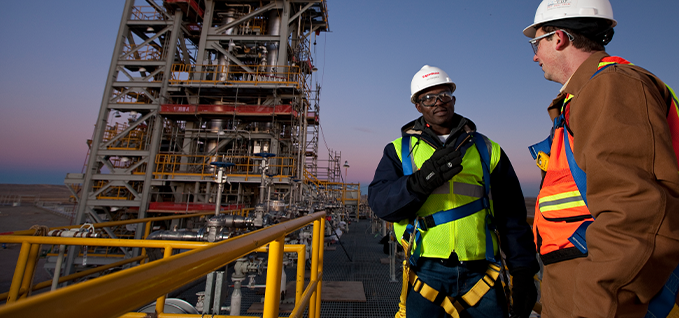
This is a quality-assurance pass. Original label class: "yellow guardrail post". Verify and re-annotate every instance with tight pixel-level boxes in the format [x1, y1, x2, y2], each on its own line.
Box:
[309, 218, 321, 316]
[295, 245, 305, 306]
[155, 246, 174, 314]
[263, 236, 285, 318]
[7, 242, 31, 303]
[141, 222, 152, 264]
[18, 243, 41, 300]
[315, 218, 326, 318]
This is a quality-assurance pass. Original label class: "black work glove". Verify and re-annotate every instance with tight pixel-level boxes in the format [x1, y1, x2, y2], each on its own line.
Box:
[510, 270, 538, 318]
[406, 147, 463, 198]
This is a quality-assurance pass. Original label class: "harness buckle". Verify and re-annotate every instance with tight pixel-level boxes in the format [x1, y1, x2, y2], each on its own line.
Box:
[416, 216, 428, 231]
[536, 151, 550, 171]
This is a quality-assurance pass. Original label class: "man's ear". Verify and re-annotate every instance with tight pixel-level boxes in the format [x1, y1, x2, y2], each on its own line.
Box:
[555, 30, 570, 51]
[415, 103, 423, 114]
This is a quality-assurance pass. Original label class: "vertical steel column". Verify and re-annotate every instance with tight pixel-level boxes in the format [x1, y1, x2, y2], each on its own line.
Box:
[134, 9, 184, 241]
[194, 0, 215, 73]
[263, 236, 285, 318]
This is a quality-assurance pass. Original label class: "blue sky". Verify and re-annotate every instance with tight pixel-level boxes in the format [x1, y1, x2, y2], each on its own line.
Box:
[1, 0, 677, 197]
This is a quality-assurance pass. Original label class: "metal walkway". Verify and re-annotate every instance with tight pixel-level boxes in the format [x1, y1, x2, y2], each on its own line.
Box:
[318, 220, 401, 318]
[174, 220, 401, 317]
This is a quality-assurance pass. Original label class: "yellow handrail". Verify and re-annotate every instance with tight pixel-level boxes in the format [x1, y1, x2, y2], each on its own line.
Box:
[0, 255, 147, 301]
[0, 212, 326, 318]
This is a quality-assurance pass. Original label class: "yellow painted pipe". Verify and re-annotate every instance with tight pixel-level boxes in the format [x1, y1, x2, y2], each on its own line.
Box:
[155, 246, 173, 314]
[0, 236, 210, 250]
[0, 212, 325, 318]
[263, 236, 285, 318]
[18, 243, 41, 300]
[0, 255, 147, 301]
[315, 219, 326, 318]
[7, 242, 30, 303]
[308, 219, 321, 316]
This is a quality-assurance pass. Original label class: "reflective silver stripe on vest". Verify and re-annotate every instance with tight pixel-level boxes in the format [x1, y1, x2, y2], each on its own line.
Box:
[538, 196, 582, 210]
[408, 137, 417, 174]
[453, 182, 492, 200]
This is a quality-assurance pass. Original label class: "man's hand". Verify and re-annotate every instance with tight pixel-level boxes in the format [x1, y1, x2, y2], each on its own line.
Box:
[406, 147, 463, 197]
[511, 271, 538, 318]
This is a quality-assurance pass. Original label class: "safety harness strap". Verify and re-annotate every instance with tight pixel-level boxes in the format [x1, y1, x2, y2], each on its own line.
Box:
[406, 262, 502, 317]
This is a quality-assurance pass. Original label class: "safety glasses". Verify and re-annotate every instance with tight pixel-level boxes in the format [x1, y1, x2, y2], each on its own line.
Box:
[418, 92, 453, 107]
[529, 29, 574, 54]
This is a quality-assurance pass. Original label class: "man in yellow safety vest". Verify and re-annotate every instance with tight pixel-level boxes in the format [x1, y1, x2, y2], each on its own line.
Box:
[369, 65, 539, 318]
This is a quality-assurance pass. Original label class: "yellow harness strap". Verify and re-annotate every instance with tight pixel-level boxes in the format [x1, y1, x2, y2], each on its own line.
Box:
[398, 262, 501, 318]
[668, 304, 679, 318]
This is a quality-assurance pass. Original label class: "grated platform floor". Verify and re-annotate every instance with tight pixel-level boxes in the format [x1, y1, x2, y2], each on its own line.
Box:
[317, 220, 401, 318]
[175, 220, 402, 317]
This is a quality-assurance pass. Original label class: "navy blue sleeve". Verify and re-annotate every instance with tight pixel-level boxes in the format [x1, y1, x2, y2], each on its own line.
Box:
[368, 143, 425, 222]
[491, 148, 540, 275]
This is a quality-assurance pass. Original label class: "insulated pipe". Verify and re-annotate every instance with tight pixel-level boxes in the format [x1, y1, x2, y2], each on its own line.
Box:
[51, 245, 66, 291]
[230, 280, 242, 315]
[145, 230, 202, 241]
[266, 9, 281, 73]
[218, 8, 236, 82]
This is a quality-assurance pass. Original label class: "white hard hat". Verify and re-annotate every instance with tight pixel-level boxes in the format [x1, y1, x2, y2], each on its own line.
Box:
[523, 0, 617, 38]
[410, 65, 456, 104]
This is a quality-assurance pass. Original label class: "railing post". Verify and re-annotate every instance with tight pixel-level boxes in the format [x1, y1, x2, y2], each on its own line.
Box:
[263, 236, 285, 318]
[7, 242, 31, 303]
[315, 216, 326, 318]
[309, 218, 321, 316]
[295, 245, 306, 306]
[140, 222, 152, 264]
[154, 246, 173, 314]
[18, 243, 42, 299]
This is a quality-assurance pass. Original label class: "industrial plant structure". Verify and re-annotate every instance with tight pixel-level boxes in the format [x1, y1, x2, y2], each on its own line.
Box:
[64, 0, 359, 243]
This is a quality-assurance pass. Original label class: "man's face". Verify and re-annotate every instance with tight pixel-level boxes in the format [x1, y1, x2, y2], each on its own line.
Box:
[415, 85, 456, 128]
[532, 28, 560, 83]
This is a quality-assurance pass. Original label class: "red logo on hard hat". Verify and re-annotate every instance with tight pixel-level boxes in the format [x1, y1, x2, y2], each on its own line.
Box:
[422, 72, 440, 78]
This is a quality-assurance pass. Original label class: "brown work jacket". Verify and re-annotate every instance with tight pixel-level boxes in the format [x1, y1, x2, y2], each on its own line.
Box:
[546, 51, 679, 317]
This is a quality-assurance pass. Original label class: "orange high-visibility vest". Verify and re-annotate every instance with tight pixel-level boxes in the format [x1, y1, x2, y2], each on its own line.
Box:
[532, 56, 679, 265]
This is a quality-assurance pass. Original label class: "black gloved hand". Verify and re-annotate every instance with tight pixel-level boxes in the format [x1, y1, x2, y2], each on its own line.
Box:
[406, 147, 463, 198]
[510, 270, 538, 318]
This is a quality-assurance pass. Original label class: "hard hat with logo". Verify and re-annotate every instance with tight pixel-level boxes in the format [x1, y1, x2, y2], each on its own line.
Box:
[523, 0, 617, 38]
[410, 65, 456, 104]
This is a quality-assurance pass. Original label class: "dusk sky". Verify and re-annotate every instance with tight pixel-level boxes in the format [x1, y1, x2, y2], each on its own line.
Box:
[1, 1, 677, 197]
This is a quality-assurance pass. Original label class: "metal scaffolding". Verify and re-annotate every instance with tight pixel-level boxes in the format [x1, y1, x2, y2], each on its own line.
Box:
[62, 0, 362, 270]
